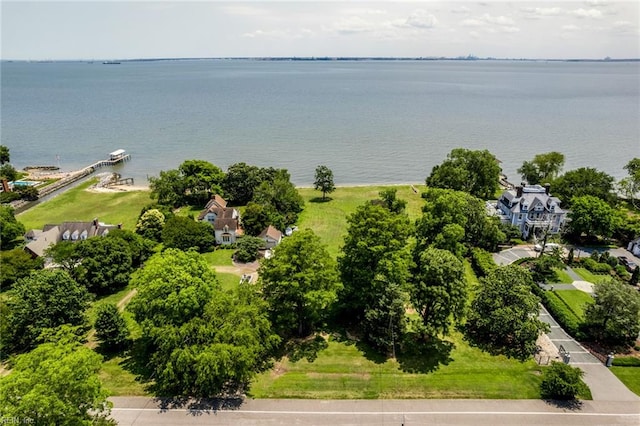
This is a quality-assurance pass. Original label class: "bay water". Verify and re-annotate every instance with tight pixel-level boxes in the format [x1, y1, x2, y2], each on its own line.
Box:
[2, 60, 638, 186]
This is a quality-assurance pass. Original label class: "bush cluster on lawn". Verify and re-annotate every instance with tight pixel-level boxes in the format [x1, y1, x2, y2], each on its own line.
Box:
[581, 258, 612, 274]
[470, 248, 497, 278]
[540, 361, 589, 400]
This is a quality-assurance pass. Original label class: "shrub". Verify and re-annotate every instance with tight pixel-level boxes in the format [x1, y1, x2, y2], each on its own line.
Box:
[611, 356, 640, 367]
[541, 291, 581, 337]
[614, 265, 630, 279]
[470, 248, 497, 278]
[540, 362, 589, 400]
[582, 258, 612, 273]
[235, 236, 264, 263]
[94, 303, 129, 351]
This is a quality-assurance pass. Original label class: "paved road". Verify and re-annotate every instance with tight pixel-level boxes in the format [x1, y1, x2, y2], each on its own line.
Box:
[109, 398, 640, 425]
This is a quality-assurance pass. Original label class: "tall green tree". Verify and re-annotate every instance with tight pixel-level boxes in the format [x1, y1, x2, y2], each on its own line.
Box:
[517, 152, 565, 185]
[567, 195, 619, 240]
[135, 208, 165, 242]
[178, 160, 225, 205]
[0, 248, 43, 288]
[409, 247, 468, 339]
[128, 249, 279, 396]
[162, 216, 215, 252]
[0, 145, 9, 165]
[74, 237, 133, 295]
[338, 202, 411, 353]
[253, 169, 304, 226]
[552, 167, 615, 206]
[379, 188, 407, 214]
[313, 165, 336, 201]
[619, 158, 640, 209]
[148, 169, 186, 207]
[426, 148, 500, 199]
[465, 266, 549, 360]
[260, 229, 341, 337]
[222, 162, 262, 205]
[3, 269, 89, 354]
[0, 328, 113, 425]
[94, 303, 129, 351]
[106, 228, 155, 268]
[0, 164, 18, 182]
[235, 236, 264, 263]
[0, 205, 25, 250]
[584, 280, 640, 347]
[241, 202, 279, 236]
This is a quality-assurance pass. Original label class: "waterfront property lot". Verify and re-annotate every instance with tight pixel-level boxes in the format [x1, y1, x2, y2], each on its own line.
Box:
[297, 185, 426, 258]
[17, 180, 152, 231]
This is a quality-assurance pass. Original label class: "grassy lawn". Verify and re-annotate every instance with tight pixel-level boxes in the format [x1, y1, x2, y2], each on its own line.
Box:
[17, 179, 152, 231]
[86, 283, 136, 324]
[297, 185, 426, 258]
[202, 249, 234, 266]
[552, 268, 574, 284]
[572, 268, 614, 284]
[610, 367, 640, 396]
[553, 290, 594, 320]
[216, 272, 242, 292]
[100, 355, 149, 396]
[250, 332, 543, 399]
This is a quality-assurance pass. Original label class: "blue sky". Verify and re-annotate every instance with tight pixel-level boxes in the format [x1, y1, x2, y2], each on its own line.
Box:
[2, 1, 639, 60]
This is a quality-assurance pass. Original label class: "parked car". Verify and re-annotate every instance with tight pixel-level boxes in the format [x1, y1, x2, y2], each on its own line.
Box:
[626, 261, 637, 273]
[534, 243, 561, 253]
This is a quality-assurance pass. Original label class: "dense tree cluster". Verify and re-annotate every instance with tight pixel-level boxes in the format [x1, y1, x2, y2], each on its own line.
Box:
[426, 148, 501, 199]
[162, 216, 215, 253]
[0, 205, 25, 250]
[551, 167, 615, 207]
[517, 152, 565, 185]
[149, 160, 224, 207]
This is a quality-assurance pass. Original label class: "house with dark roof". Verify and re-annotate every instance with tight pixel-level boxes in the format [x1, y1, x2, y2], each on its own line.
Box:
[197, 195, 242, 245]
[24, 218, 120, 258]
[259, 225, 282, 249]
[495, 184, 567, 239]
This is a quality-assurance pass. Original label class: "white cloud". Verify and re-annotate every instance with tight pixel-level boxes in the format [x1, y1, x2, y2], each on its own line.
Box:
[482, 14, 515, 26]
[460, 18, 485, 27]
[521, 7, 563, 19]
[572, 8, 603, 19]
[450, 6, 471, 14]
[332, 16, 377, 34]
[405, 9, 438, 29]
[220, 5, 268, 16]
[242, 29, 290, 39]
[562, 24, 581, 31]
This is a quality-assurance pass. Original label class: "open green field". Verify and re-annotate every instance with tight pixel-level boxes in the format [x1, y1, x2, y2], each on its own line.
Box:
[250, 332, 543, 399]
[297, 185, 426, 258]
[202, 249, 234, 266]
[552, 268, 574, 284]
[17, 179, 152, 231]
[553, 290, 594, 320]
[610, 367, 640, 396]
[100, 355, 148, 396]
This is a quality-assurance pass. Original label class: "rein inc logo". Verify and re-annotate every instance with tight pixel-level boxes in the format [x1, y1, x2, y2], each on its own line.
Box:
[0, 418, 34, 424]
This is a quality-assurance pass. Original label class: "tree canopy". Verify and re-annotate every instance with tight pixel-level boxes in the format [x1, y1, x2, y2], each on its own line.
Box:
[567, 195, 620, 240]
[338, 202, 411, 353]
[584, 280, 640, 348]
[426, 148, 500, 199]
[0, 205, 25, 250]
[128, 249, 279, 396]
[0, 248, 43, 288]
[74, 236, 133, 295]
[409, 247, 468, 339]
[313, 165, 336, 201]
[552, 167, 616, 206]
[619, 157, 640, 209]
[135, 208, 165, 242]
[3, 269, 90, 354]
[162, 216, 215, 253]
[540, 362, 588, 400]
[517, 151, 565, 185]
[260, 229, 341, 337]
[222, 162, 262, 205]
[0, 328, 112, 425]
[94, 303, 129, 351]
[465, 266, 549, 360]
[0, 145, 9, 164]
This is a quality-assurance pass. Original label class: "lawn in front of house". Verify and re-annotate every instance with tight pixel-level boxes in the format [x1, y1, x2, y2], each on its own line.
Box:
[249, 332, 543, 399]
[610, 367, 640, 396]
[17, 179, 152, 231]
[297, 185, 426, 258]
[552, 268, 574, 284]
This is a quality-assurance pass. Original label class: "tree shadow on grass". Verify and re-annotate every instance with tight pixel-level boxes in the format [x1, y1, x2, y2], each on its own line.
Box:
[309, 197, 333, 203]
[396, 333, 455, 374]
[284, 334, 329, 363]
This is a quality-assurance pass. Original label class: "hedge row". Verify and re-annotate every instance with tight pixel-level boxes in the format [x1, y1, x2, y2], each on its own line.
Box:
[612, 356, 640, 367]
[582, 258, 612, 274]
[541, 291, 583, 338]
[470, 248, 497, 278]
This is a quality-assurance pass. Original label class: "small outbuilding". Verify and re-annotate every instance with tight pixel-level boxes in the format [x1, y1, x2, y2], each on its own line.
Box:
[259, 225, 282, 249]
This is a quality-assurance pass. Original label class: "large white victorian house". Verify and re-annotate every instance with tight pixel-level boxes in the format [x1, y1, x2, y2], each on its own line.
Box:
[495, 184, 567, 239]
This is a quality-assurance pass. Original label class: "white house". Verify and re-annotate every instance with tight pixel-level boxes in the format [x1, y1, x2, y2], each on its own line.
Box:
[197, 195, 242, 245]
[259, 225, 282, 249]
[495, 184, 567, 239]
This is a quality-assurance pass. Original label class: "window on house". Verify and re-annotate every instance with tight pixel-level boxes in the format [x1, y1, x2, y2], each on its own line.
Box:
[222, 235, 231, 243]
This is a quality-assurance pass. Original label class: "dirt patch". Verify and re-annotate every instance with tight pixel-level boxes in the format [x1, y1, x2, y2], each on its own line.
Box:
[271, 360, 288, 378]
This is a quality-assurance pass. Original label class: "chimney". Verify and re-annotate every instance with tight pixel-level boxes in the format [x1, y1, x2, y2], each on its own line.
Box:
[544, 183, 550, 195]
[516, 186, 523, 198]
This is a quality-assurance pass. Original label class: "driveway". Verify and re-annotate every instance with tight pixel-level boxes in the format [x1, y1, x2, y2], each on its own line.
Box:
[492, 245, 538, 266]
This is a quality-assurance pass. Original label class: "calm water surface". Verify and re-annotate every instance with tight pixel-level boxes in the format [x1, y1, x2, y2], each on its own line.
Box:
[2, 60, 639, 185]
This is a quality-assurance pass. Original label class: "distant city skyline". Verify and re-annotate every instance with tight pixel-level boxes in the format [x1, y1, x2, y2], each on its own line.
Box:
[2, 1, 639, 60]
